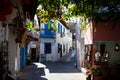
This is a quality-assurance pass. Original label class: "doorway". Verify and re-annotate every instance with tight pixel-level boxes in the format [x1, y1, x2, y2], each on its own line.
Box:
[31, 48, 36, 62]
[60, 45, 62, 58]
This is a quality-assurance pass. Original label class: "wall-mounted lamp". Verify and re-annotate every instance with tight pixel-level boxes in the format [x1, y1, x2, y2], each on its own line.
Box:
[115, 43, 119, 51]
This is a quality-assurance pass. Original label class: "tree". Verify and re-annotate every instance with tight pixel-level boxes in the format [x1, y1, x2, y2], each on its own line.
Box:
[37, 0, 120, 23]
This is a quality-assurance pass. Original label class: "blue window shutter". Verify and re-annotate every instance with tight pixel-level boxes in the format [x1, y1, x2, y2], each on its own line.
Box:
[60, 25, 62, 34]
[58, 23, 63, 34]
[58, 23, 60, 33]
[44, 43, 51, 54]
[63, 28, 65, 33]
[45, 24, 48, 29]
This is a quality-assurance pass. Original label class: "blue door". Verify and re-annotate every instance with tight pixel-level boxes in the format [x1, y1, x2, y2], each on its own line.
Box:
[24, 45, 28, 64]
[20, 47, 25, 70]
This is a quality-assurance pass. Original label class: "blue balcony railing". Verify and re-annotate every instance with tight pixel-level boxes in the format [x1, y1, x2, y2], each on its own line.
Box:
[40, 29, 56, 38]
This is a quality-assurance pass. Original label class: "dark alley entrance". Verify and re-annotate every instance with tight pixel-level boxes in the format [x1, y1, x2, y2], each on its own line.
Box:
[31, 48, 37, 62]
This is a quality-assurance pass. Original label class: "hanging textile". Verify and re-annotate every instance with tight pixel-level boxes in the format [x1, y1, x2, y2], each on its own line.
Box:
[0, 0, 13, 22]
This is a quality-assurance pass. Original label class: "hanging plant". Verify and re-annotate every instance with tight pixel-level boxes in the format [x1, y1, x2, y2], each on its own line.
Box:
[26, 21, 35, 31]
[19, 33, 28, 47]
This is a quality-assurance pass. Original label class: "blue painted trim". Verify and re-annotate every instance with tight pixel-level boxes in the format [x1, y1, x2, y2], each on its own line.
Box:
[20, 47, 24, 70]
[24, 45, 28, 64]
[40, 29, 56, 38]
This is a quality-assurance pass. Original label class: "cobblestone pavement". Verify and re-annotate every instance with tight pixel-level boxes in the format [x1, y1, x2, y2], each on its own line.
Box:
[18, 61, 87, 80]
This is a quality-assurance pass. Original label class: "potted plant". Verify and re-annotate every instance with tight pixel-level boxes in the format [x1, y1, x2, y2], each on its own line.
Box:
[90, 66, 103, 80]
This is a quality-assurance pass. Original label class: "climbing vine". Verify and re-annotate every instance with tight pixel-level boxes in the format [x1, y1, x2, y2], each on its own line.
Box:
[37, 0, 120, 27]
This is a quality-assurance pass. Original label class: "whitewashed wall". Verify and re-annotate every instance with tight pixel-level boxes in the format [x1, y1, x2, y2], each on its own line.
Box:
[40, 21, 72, 62]
[0, 5, 21, 75]
[7, 0, 22, 75]
[8, 28, 20, 75]
[56, 21, 72, 58]
[40, 38, 57, 61]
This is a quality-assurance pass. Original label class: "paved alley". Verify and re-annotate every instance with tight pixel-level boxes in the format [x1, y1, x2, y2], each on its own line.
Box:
[18, 61, 87, 80]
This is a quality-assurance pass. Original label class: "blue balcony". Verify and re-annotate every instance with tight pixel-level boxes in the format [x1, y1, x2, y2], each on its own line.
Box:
[40, 29, 56, 39]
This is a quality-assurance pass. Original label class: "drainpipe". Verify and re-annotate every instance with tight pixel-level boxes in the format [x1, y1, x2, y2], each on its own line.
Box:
[91, 20, 94, 66]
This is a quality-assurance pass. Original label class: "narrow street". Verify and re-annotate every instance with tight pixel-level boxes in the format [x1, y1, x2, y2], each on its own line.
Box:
[0, 1, 120, 80]
[18, 62, 87, 80]
[17, 53, 87, 80]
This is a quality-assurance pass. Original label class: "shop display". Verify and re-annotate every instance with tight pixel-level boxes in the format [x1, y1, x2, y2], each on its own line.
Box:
[0, 40, 8, 80]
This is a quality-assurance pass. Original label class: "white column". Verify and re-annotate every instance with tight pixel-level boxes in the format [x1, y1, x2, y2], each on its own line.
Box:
[75, 22, 81, 70]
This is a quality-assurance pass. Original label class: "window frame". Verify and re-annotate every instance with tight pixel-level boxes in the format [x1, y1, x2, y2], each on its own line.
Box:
[44, 43, 51, 54]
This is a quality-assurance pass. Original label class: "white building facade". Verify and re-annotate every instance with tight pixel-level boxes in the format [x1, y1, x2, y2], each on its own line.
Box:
[0, 0, 38, 79]
[40, 20, 72, 62]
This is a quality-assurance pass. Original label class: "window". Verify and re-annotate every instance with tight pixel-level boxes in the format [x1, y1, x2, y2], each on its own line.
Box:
[63, 45, 65, 52]
[58, 43, 60, 53]
[58, 23, 62, 33]
[44, 43, 51, 54]
[45, 24, 48, 29]
[63, 28, 65, 33]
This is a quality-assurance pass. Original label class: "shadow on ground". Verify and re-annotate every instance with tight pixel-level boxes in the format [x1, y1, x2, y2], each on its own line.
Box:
[43, 61, 80, 73]
[18, 64, 48, 80]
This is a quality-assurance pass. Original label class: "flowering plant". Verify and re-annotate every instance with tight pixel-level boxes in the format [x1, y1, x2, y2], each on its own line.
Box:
[90, 66, 103, 76]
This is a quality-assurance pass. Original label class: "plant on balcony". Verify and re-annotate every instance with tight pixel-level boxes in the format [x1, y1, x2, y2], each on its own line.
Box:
[47, 20, 57, 31]
[90, 66, 103, 80]
[26, 21, 35, 31]
[91, 66, 102, 75]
